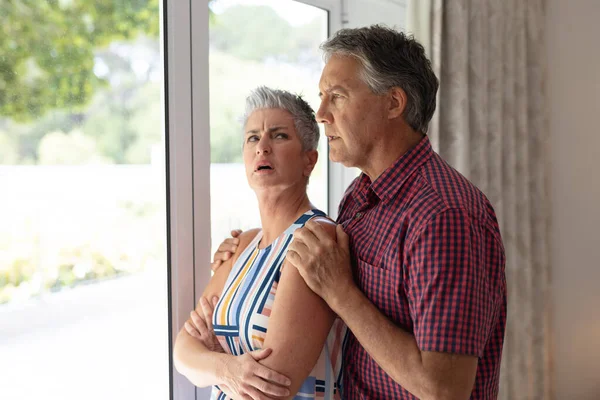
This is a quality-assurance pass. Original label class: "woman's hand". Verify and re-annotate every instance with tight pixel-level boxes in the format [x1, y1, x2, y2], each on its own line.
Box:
[185, 296, 223, 353]
[221, 348, 292, 400]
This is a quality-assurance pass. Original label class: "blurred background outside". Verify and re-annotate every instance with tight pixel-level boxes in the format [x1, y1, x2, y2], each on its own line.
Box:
[0, 1, 327, 399]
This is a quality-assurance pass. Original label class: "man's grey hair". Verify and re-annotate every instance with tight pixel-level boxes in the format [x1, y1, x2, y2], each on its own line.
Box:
[320, 25, 439, 134]
[242, 86, 319, 151]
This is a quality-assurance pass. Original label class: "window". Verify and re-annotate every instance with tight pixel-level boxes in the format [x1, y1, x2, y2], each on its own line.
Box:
[208, 0, 329, 251]
[0, 1, 169, 399]
[0, 1, 407, 398]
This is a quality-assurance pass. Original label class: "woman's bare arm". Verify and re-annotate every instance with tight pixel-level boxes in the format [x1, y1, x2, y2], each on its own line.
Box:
[174, 228, 291, 397]
[259, 219, 338, 398]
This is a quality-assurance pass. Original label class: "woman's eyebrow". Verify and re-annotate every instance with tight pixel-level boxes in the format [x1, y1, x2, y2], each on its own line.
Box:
[246, 126, 288, 134]
[267, 126, 287, 132]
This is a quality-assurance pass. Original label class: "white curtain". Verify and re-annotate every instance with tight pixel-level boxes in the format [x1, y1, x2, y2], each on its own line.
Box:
[407, 0, 553, 398]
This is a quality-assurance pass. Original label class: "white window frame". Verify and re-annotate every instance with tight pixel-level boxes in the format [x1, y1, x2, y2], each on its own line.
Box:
[164, 0, 211, 398]
[300, 0, 348, 219]
[167, 1, 345, 399]
[165, 1, 406, 398]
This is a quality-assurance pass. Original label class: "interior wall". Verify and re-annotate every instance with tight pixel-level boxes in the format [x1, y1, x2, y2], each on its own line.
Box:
[330, 1, 600, 398]
[344, 0, 406, 30]
[547, 0, 600, 399]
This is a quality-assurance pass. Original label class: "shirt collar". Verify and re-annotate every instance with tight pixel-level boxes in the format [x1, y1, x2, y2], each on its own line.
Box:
[353, 135, 433, 205]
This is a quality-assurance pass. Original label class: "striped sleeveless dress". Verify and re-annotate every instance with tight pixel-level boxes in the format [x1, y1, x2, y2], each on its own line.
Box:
[211, 209, 346, 400]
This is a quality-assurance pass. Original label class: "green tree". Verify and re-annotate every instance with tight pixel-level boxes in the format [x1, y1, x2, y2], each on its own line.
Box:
[0, 1, 322, 165]
[10, 110, 83, 164]
[209, 6, 297, 62]
[0, 0, 159, 122]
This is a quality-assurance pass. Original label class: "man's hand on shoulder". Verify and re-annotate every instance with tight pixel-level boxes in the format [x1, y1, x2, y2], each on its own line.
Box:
[211, 229, 242, 271]
[211, 228, 264, 272]
[287, 218, 355, 308]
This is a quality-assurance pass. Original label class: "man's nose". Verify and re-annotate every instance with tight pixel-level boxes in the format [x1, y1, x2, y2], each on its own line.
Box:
[316, 101, 333, 124]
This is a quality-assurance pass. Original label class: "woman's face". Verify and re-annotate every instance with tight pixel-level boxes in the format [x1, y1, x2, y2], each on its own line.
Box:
[243, 108, 317, 193]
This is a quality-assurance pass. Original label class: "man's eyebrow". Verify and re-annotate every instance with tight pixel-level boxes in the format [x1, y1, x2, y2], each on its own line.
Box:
[319, 85, 348, 98]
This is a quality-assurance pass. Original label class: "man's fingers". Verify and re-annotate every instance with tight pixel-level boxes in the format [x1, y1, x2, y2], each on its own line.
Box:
[212, 237, 239, 264]
[218, 238, 239, 253]
[292, 226, 320, 250]
[287, 240, 311, 271]
[288, 236, 310, 259]
[210, 260, 222, 272]
[285, 248, 302, 268]
[211, 296, 219, 307]
[305, 219, 334, 242]
[214, 250, 233, 262]
[230, 229, 243, 238]
[184, 321, 202, 340]
[224, 236, 240, 246]
[336, 224, 350, 251]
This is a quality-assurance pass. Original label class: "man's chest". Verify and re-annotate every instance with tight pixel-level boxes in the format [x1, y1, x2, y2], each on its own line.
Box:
[338, 200, 414, 327]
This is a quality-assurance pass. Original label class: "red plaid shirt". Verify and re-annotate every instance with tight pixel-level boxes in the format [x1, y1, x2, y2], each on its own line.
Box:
[338, 136, 506, 399]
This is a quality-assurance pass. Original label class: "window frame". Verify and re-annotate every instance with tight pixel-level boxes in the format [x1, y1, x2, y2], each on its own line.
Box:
[165, 1, 406, 398]
[166, 1, 343, 399]
[163, 0, 210, 398]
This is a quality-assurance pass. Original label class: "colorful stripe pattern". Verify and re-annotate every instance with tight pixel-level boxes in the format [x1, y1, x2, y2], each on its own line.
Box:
[210, 209, 345, 400]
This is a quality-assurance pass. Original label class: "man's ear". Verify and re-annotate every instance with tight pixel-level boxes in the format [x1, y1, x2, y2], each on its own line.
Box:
[388, 86, 407, 119]
[303, 149, 318, 176]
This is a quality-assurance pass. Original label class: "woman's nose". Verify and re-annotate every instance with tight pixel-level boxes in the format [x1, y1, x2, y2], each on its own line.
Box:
[256, 137, 271, 154]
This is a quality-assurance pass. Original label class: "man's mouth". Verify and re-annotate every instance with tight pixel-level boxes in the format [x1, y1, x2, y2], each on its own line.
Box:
[256, 165, 273, 171]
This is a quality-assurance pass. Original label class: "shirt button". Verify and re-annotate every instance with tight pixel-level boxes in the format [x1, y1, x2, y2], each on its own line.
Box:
[354, 212, 363, 220]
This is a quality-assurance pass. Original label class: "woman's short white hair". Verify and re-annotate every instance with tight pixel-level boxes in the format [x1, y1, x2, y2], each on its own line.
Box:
[242, 86, 319, 151]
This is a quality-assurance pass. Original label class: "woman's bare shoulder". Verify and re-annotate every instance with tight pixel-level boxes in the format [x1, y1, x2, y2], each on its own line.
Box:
[310, 216, 337, 238]
[237, 228, 261, 249]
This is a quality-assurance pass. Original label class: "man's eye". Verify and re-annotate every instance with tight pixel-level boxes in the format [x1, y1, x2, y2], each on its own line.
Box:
[274, 133, 288, 139]
[247, 135, 259, 142]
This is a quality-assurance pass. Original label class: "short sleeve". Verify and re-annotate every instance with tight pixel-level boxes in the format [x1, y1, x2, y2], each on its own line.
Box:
[405, 208, 503, 357]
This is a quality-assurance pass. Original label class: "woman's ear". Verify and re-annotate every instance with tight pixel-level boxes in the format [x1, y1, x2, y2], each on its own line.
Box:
[388, 87, 407, 119]
[303, 149, 318, 176]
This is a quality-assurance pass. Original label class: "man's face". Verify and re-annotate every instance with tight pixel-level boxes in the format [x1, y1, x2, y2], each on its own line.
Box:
[316, 55, 388, 170]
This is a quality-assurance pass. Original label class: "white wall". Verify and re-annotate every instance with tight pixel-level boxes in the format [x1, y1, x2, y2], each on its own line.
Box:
[344, 0, 406, 30]
[547, 1, 600, 399]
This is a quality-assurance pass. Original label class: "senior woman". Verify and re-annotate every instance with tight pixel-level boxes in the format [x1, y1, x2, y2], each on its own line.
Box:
[173, 86, 345, 400]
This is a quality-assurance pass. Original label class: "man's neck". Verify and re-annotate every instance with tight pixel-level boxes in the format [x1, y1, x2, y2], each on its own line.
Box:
[362, 128, 425, 182]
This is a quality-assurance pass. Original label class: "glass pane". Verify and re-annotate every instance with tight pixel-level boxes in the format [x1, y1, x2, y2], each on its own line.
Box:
[0, 1, 169, 399]
[209, 0, 329, 252]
